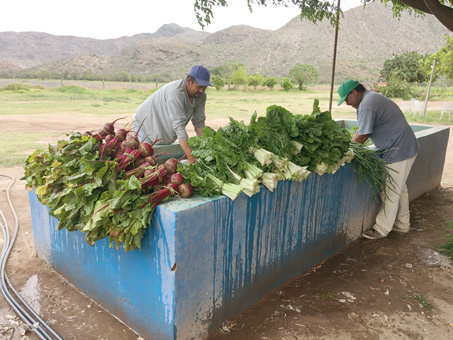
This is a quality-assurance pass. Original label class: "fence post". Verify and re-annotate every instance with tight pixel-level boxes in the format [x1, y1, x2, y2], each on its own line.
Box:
[423, 57, 437, 118]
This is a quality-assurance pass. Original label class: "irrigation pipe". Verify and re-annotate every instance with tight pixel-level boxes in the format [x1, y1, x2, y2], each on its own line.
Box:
[0, 174, 63, 340]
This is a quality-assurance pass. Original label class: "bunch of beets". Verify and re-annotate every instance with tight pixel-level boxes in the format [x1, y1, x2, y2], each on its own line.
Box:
[84, 117, 193, 198]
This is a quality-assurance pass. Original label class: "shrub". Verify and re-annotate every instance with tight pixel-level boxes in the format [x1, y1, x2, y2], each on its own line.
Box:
[247, 74, 264, 89]
[52, 85, 88, 94]
[280, 77, 294, 92]
[263, 76, 278, 89]
[211, 75, 226, 90]
[377, 76, 413, 99]
[0, 83, 44, 92]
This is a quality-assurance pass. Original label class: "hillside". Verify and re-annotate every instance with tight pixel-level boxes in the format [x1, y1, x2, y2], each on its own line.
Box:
[0, 2, 450, 83]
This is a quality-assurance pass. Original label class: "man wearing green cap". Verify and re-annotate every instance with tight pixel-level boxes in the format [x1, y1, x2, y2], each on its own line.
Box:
[338, 79, 420, 239]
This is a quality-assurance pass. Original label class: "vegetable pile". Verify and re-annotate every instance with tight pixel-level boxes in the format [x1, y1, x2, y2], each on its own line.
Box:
[22, 99, 392, 252]
[23, 119, 193, 252]
[177, 100, 355, 200]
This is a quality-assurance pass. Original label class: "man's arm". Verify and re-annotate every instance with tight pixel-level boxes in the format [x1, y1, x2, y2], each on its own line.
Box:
[195, 127, 204, 136]
[179, 140, 195, 163]
[352, 131, 370, 144]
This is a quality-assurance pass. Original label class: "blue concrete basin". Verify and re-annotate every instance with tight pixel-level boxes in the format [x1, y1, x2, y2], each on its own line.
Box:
[28, 123, 450, 340]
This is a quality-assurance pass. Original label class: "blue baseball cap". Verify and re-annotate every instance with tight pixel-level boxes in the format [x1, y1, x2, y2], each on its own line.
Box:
[337, 79, 360, 106]
[189, 65, 213, 87]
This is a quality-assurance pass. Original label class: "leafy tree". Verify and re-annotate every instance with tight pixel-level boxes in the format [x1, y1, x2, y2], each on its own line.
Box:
[380, 51, 429, 84]
[37, 70, 51, 80]
[377, 74, 414, 99]
[193, 0, 453, 32]
[289, 64, 319, 90]
[81, 70, 94, 81]
[263, 76, 278, 89]
[280, 77, 294, 91]
[247, 74, 264, 88]
[211, 62, 245, 89]
[230, 66, 248, 89]
[151, 71, 175, 84]
[112, 71, 130, 82]
[211, 74, 226, 90]
[422, 35, 453, 81]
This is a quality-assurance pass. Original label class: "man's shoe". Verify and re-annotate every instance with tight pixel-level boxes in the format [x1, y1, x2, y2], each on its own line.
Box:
[392, 225, 409, 233]
[362, 229, 385, 240]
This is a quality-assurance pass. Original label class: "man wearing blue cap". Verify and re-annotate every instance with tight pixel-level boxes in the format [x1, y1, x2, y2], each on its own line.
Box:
[134, 65, 213, 163]
[338, 79, 420, 239]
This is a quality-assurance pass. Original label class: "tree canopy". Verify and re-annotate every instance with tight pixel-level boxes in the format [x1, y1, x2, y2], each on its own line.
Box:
[380, 51, 429, 84]
[193, 0, 453, 32]
[210, 62, 245, 88]
[421, 35, 453, 80]
[289, 64, 319, 90]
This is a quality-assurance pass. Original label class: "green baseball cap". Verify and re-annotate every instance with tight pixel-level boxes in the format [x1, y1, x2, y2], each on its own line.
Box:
[337, 79, 360, 106]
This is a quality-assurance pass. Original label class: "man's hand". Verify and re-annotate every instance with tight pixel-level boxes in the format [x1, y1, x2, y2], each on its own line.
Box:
[352, 132, 370, 144]
[187, 155, 196, 163]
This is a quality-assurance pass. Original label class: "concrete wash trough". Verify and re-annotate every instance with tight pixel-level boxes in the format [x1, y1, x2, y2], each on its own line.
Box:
[28, 122, 449, 340]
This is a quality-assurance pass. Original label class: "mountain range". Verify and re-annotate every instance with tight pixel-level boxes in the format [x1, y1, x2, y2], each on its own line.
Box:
[0, 2, 450, 83]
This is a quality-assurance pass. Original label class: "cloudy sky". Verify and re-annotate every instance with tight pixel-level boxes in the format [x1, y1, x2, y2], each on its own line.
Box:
[2, 0, 364, 39]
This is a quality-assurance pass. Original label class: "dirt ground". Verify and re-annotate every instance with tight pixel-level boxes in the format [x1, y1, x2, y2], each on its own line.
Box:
[0, 113, 452, 340]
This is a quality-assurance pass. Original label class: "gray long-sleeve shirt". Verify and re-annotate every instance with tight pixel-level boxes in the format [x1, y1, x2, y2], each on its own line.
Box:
[357, 91, 420, 163]
[134, 78, 206, 145]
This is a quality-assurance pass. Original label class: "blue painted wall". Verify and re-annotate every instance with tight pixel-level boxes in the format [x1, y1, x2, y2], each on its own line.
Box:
[29, 192, 178, 339]
[28, 125, 450, 340]
[170, 164, 372, 338]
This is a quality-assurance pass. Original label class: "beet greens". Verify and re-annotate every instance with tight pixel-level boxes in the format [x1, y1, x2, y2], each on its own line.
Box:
[22, 118, 189, 252]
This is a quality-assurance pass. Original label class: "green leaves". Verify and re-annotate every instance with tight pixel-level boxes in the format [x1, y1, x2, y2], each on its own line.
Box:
[23, 132, 155, 252]
[180, 100, 357, 199]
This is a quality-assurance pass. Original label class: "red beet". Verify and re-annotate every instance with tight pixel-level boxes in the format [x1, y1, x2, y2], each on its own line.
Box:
[144, 155, 157, 167]
[125, 135, 140, 149]
[170, 173, 184, 185]
[125, 117, 147, 150]
[104, 134, 115, 143]
[164, 158, 178, 175]
[139, 142, 154, 157]
[178, 183, 193, 198]
[115, 128, 128, 142]
[102, 117, 126, 136]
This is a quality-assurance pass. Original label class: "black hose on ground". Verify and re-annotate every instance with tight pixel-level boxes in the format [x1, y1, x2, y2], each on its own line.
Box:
[0, 174, 63, 340]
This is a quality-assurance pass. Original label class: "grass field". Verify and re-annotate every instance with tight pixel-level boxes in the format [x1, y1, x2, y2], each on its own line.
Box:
[1, 79, 452, 167]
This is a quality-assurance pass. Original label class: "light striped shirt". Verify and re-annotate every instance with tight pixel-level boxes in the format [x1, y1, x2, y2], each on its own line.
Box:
[134, 78, 206, 145]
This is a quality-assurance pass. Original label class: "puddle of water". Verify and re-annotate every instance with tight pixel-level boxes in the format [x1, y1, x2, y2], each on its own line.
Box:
[19, 274, 41, 314]
[3, 272, 140, 339]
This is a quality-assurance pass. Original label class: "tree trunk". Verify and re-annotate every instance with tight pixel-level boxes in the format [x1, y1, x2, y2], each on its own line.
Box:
[398, 0, 453, 32]
[424, 0, 453, 32]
